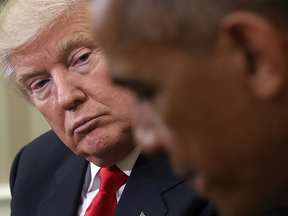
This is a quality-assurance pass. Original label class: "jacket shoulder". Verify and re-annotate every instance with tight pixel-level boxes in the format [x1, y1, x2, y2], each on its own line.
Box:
[10, 130, 86, 216]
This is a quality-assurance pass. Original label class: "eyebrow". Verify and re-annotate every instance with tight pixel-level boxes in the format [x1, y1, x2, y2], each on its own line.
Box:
[112, 76, 156, 92]
[56, 32, 98, 59]
[17, 69, 43, 87]
[16, 33, 98, 86]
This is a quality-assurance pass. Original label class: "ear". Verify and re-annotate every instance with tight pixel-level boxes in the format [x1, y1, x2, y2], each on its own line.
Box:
[220, 11, 287, 100]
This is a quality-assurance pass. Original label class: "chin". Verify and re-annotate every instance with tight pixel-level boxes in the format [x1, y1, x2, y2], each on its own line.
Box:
[74, 145, 117, 167]
[85, 155, 116, 167]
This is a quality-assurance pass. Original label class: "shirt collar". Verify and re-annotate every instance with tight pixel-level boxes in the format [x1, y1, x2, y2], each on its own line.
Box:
[87, 146, 141, 192]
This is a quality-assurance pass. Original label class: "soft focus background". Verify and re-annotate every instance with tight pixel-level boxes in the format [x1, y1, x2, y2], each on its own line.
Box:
[0, 0, 51, 213]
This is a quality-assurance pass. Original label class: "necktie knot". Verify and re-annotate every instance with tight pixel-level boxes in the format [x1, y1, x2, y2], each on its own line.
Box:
[99, 165, 128, 193]
[84, 165, 128, 216]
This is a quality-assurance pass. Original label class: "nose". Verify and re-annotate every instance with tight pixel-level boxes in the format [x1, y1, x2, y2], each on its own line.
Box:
[54, 71, 87, 110]
[133, 102, 170, 155]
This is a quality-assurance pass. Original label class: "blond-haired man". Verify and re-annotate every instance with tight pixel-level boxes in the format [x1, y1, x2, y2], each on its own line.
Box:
[0, 0, 209, 215]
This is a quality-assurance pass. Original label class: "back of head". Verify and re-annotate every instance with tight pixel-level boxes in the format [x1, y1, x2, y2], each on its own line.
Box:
[0, 0, 80, 102]
[93, 1, 288, 216]
[101, 0, 288, 49]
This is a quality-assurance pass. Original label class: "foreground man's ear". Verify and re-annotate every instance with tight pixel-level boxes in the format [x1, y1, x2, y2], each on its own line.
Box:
[219, 11, 287, 100]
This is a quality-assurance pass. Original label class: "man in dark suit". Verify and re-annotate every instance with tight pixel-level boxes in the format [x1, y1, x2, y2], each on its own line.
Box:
[10, 130, 207, 216]
[0, 0, 209, 215]
[91, 0, 288, 216]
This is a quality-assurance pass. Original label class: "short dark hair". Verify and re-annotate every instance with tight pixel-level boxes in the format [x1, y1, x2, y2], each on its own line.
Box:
[110, 0, 288, 49]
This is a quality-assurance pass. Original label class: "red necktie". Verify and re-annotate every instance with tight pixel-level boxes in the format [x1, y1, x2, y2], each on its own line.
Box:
[84, 165, 128, 216]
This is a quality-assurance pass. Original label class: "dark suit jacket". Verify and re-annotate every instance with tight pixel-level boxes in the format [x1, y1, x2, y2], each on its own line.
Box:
[10, 130, 208, 216]
[183, 201, 217, 216]
[261, 209, 288, 216]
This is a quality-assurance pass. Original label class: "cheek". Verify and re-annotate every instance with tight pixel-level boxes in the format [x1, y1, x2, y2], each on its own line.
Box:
[35, 100, 66, 133]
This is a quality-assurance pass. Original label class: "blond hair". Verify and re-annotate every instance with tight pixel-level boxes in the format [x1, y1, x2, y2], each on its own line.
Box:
[0, 0, 81, 102]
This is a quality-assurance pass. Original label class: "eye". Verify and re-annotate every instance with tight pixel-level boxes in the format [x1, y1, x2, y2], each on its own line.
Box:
[31, 79, 49, 90]
[137, 88, 156, 101]
[112, 77, 157, 101]
[74, 52, 91, 66]
[78, 53, 90, 62]
[69, 48, 96, 69]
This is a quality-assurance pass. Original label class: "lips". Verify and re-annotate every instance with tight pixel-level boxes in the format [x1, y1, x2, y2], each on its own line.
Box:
[72, 114, 107, 134]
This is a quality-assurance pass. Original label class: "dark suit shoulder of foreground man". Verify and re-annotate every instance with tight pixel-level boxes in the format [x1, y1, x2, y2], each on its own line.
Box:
[10, 130, 208, 216]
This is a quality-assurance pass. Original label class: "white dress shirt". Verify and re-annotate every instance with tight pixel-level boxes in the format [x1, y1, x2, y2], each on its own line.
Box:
[78, 147, 141, 216]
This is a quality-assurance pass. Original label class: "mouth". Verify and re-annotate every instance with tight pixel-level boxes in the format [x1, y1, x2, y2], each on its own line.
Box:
[72, 114, 107, 134]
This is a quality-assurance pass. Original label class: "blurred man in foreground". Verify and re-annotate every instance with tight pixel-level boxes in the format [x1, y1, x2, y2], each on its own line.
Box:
[92, 0, 288, 216]
[0, 0, 208, 215]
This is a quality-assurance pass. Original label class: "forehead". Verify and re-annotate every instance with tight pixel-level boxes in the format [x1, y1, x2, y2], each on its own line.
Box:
[11, 1, 92, 59]
[9, 2, 96, 85]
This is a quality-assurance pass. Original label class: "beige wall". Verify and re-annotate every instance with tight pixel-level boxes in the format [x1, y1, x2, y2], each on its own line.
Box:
[0, 76, 51, 184]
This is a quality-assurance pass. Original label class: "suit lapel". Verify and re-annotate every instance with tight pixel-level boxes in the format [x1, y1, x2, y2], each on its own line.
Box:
[114, 154, 182, 216]
[148, 153, 184, 194]
[36, 153, 88, 216]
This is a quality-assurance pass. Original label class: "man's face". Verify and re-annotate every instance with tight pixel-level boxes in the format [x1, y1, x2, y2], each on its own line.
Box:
[92, 3, 288, 215]
[96, 42, 283, 215]
[9, 2, 135, 167]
